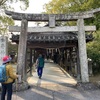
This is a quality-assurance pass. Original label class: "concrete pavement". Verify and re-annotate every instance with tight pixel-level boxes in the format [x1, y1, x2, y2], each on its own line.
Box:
[1, 60, 100, 100]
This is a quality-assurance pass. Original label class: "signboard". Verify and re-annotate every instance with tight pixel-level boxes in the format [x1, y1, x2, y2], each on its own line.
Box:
[0, 36, 8, 65]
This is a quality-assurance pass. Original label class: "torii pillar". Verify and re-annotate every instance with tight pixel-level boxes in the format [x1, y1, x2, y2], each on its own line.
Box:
[77, 18, 89, 82]
[17, 19, 28, 81]
[17, 19, 29, 90]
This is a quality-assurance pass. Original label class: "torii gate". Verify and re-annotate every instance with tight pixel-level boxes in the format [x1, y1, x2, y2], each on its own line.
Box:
[5, 8, 100, 84]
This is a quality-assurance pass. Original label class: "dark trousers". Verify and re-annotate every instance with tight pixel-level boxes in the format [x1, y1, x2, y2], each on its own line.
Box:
[37, 67, 43, 77]
[1, 82, 13, 100]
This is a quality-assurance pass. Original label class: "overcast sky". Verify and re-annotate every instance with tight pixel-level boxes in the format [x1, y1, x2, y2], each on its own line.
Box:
[12, 0, 51, 26]
[13, 0, 51, 13]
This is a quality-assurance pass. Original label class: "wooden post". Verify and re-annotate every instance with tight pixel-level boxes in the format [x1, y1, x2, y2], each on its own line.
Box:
[77, 18, 89, 82]
[34, 49, 37, 62]
[69, 48, 73, 75]
[30, 48, 32, 75]
[17, 19, 28, 81]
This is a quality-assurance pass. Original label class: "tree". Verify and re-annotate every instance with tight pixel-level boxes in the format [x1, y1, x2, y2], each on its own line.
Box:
[87, 31, 100, 74]
[0, 0, 29, 34]
[44, 0, 70, 14]
[44, 0, 100, 29]
[0, 0, 29, 10]
[44, 0, 100, 74]
[44, 0, 100, 13]
[8, 41, 18, 54]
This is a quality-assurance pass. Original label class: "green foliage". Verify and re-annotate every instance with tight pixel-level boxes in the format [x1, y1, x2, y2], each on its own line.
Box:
[44, 0, 70, 14]
[44, 0, 100, 29]
[44, 0, 100, 74]
[87, 31, 100, 74]
[0, 15, 14, 34]
[44, 0, 100, 13]
[8, 41, 18, 54]
[0, 0, 29, 34]
[0, 0, 29, 10]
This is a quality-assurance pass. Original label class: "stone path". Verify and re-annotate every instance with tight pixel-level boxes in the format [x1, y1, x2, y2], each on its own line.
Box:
[1, 61, 100, 100]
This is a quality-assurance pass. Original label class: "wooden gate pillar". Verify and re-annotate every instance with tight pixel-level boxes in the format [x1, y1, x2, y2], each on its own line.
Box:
[30, 48, 33, 75]
[17, 19, 28, 81]
[77, 18, 89, 82]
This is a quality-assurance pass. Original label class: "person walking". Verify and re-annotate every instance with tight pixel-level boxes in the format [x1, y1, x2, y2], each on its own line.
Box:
[0, 55, 18, 100]
[36, 54, 45, 79]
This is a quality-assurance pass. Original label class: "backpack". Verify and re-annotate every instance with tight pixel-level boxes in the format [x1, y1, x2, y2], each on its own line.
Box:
[0, 64, 8, 82]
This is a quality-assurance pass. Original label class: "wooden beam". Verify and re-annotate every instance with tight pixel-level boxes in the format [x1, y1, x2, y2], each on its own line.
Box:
[9, 26, 96, 32]
[28, 42, 77, 48]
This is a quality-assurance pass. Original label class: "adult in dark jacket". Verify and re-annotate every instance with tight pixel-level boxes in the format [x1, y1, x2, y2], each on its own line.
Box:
[36, 54, 45, 79]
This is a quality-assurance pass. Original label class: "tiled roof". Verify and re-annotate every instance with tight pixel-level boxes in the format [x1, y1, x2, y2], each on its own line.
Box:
[11, 32, 93, 42]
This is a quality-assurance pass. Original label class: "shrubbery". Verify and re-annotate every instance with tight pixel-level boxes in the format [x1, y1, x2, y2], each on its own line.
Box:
[87, 31, 100, 74]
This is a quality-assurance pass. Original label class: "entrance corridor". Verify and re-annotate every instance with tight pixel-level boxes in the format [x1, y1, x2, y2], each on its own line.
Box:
[28, 60, 77, 87]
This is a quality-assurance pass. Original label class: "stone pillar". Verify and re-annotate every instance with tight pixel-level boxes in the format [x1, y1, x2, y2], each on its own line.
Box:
[0, 36, 8, 65]
[17, 19, 28, 81]
[76, 46, 81, 82]
[77, 18, 89, 82]
[49, 15, 55, 28]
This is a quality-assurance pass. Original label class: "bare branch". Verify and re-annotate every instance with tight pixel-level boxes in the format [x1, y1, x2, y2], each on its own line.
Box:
[0, 0, 7, 6]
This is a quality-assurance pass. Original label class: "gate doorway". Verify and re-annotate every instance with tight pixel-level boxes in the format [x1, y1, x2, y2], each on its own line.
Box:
[5, 8, 99, 86]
